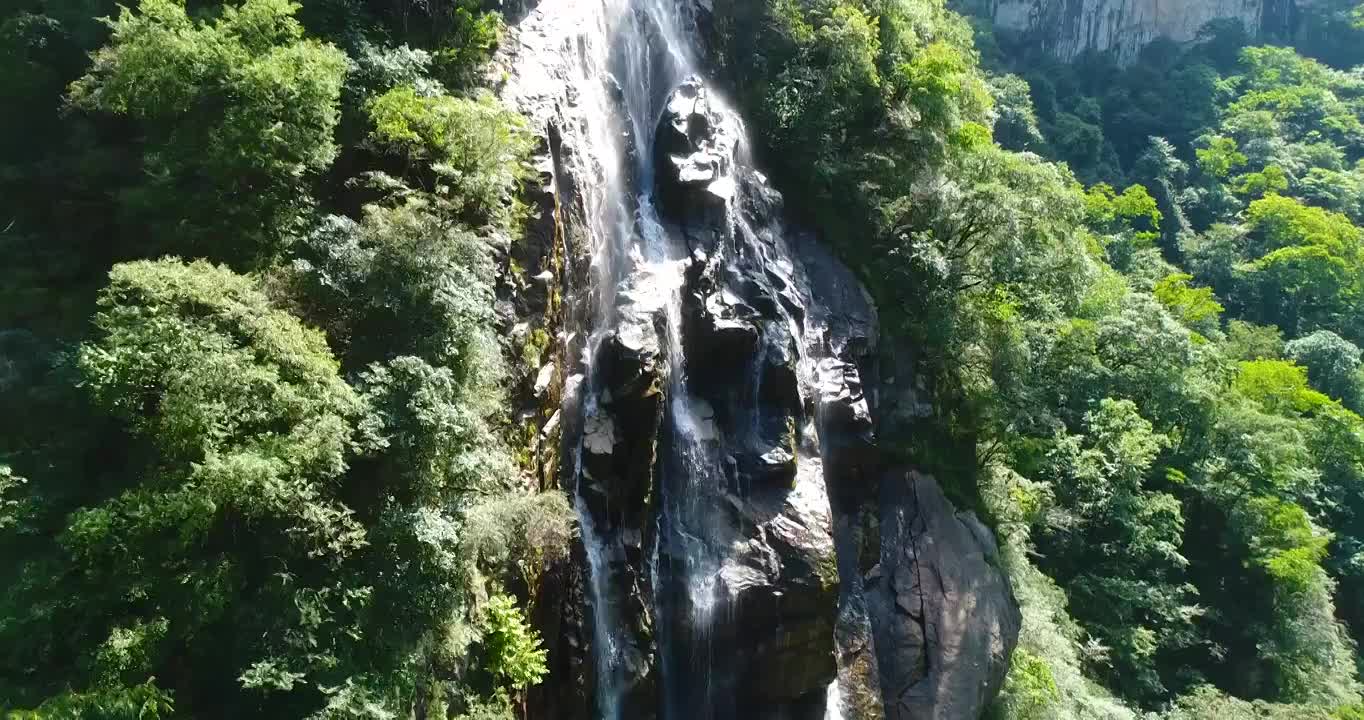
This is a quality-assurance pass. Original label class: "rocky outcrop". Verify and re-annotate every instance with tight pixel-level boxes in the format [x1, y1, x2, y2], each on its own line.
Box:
[498, 2, 1021, 718]
[867, 473, 1021, 720]
[982, 0, 1298, 64]
[649, 76, 838, 720]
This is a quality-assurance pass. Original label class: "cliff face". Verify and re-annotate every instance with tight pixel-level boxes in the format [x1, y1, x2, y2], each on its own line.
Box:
[494, 0, 1020, 718]
[985, 0, 1297, 63]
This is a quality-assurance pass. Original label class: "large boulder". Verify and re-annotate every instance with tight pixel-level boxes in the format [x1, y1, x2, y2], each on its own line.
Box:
[867, 472, 1022, 720]
[727, 457, 839, 714]
[654, 77, 741, 223]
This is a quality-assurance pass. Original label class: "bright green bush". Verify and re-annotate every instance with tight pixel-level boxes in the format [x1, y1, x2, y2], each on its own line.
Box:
[476, 595, 549, 691]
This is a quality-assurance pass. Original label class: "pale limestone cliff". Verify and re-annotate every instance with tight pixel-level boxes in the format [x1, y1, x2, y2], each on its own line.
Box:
[985, 0, 1297, 64]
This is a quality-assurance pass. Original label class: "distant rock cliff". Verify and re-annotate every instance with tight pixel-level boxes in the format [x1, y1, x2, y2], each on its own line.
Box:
[978, 0, 1299, 63]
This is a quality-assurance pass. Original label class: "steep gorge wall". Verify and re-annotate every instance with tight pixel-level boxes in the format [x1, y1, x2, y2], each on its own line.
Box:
[982, 0, 1299, 63]
[494, 1, 1020, 718]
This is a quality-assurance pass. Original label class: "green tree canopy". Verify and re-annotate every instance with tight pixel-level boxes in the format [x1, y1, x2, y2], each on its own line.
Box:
[68, 0, 347, 263]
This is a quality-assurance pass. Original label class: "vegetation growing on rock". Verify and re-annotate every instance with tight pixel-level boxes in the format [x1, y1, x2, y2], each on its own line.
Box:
[0, 0, 568, 717]
[711, 0, 1364, 716]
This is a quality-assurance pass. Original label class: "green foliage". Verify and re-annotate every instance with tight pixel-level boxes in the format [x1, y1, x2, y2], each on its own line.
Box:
[1032, 399, 1195, 701]
[6, 681, 174, 720]
[1234, 166, 1290, 198]
[995, 648, 1061, 720]
[430, 2, 503, 88]
[1225, 320, 1285, 361]
[982, 503, 1137, 720]
[293, 202, 502, 370]
[1241, 496, 1331, 594]
[1197, 135, 1249, 179]
[462, 493, 575, 588]
[67, 0, 348, 263]
[1234, 360, 1332, 415]
[1160, 686, 1336, 720]
[725, 4, 1360, 713]
[0, 0, 555, 713]
[1232, 195, 1364, 340]
[989, 73, 1043, 150]
[930, 10, 1364, 716]
[711, 0, 991, 245]
[475, 595, 548, 691]
[1153, 273, 1224, 335]
[1084, 183, 1163, 236]
[366, 85, 532, 224]
[1287, 331, 1364, 407]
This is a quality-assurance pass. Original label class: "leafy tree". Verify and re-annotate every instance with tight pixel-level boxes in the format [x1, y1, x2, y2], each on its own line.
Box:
[2, 260, 367, 714]
[1161, 685, 1337, 719]
[1034, 399, 1194, 702]
[1154, 273, 1224, 336]
[291, 201, 501, 371]
[989, 73, 1044, 150]
[474, 594, 549, 691]
[993, 648, 1061, 720]
[5, 681, 175, 720]
[0, 0, 560, 717]
[1224, 320, 1285, 361]
[67, 0, 348, 263]
[1197, 135, 1250, 179]
[365, 85, 532, 224]
[1287, 331, 1364, 409]
[1235, 166, 1291, 198]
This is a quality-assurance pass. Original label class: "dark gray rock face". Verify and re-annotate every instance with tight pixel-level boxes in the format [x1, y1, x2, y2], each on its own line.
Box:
[498, 3, 1020, 718]
[649, 76, 838, 720]
[867, 472, 1021, 720]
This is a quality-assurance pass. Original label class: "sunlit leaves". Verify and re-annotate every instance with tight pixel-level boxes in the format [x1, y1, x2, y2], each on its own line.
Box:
[475, 594, 548, 690]
[67, 0, 347, 261]
[1154, 273, 1224, 335]
[366, 86, 531, 223]
[1234, 360, 1332, 415]
[1196, 135, 1249, 179]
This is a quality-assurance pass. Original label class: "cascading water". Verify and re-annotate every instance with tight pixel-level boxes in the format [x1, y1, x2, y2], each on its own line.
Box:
[506, 0, 859, 717]
[597, 1, 821, 715]
[824, 680, 846, 720]
[551, 1, 715, 716]
[505, 2, 1026, 714]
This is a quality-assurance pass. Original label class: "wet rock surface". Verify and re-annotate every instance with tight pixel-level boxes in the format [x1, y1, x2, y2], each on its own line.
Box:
[647, 72, 841, 720]
[499, 2, 1020, 718]
[654, 79, 740, 222]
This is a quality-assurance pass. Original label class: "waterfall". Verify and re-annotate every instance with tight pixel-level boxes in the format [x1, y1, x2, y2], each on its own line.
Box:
[507, 1, 856, 717]
[504, 2, 1025, 715]
[574, 2, 816, 716]
[549, 1, 708, 717]
[824, 680, 846, 720]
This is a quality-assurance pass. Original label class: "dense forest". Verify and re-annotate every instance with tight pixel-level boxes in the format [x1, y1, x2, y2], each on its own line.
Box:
[0, 0, 572, 717]
[5, 0, 1364, 718]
